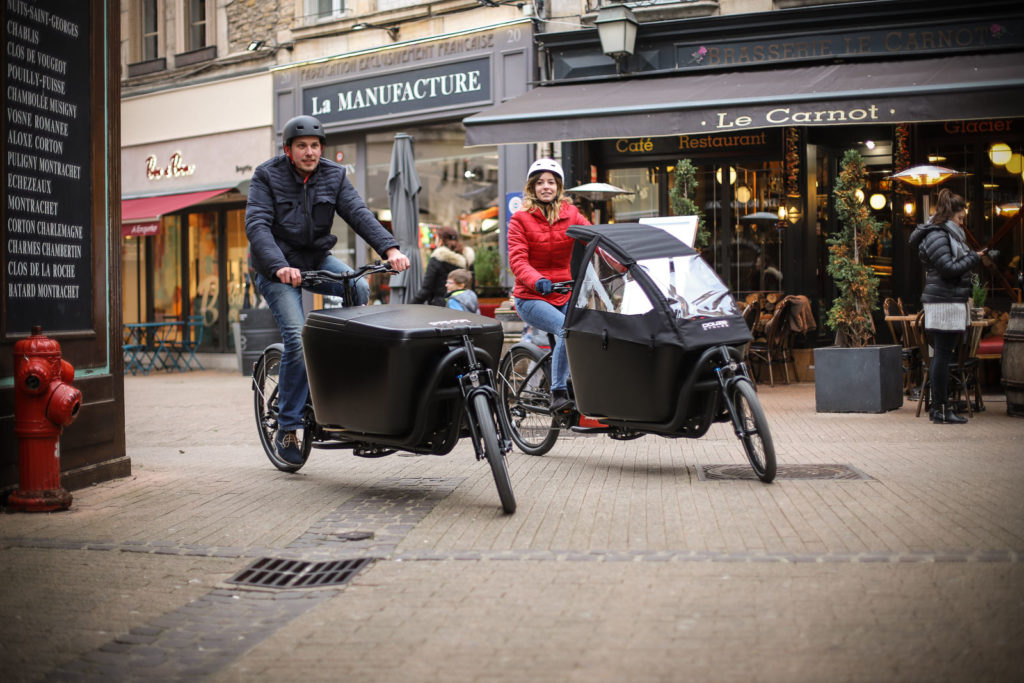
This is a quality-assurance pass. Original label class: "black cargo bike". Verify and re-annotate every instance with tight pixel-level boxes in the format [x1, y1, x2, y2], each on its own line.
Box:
[498, 222, 776, 483]
[252, 262, 517, 513]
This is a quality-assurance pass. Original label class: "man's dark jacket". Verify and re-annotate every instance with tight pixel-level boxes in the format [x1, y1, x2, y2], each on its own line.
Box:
[908, 220, 979, 303]
[245, 155, 399, 278]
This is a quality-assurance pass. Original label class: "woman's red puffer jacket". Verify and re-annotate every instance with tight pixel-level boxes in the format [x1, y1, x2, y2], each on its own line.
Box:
[508, 202, 590, 306]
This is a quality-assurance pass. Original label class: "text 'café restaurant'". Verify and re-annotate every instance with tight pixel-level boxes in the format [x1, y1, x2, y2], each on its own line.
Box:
[464, 0, 1024, 337]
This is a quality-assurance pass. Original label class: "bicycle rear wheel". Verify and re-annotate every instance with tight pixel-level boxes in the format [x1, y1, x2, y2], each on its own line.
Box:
[253, 347, 311, 473]
[498, 345, 558, 456]
[729, 379, 776, 483]
[471, 393, 516, 514]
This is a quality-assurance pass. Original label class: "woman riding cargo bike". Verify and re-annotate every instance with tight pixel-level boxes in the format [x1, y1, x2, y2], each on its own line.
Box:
[498, 220, 776, 483]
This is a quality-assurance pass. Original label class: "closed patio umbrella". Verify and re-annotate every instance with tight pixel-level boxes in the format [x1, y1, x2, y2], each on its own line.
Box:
[387, 133, 424, 303]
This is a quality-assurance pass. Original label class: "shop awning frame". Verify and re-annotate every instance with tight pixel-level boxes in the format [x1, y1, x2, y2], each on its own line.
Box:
[463, 52, 1024, 146]
[121, 189, 232, 237]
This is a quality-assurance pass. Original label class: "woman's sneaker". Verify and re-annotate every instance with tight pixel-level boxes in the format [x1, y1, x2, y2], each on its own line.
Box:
[275, 430, 305, 464]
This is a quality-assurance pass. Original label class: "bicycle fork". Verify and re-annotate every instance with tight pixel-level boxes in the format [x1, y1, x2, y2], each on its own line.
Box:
[713, 347, 753, 440]
[456, 335, 513, 460]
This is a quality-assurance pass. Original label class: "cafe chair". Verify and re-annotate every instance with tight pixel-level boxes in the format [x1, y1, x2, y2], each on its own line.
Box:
[167, 315, 205, 371]
[884, 297, 920, 396]
[741, 298, 761, 334]
[123, 327, 147, 376]
[950, 325, 984, 416]
[915, 313, 983, 418]
[748, 297, 794, 387]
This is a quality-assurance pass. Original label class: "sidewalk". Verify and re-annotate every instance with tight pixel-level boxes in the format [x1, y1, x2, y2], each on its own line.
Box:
[1, 370, 1022, 682]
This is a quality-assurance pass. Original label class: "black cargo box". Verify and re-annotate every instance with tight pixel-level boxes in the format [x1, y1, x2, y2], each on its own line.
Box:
[302, 304, 502, 435]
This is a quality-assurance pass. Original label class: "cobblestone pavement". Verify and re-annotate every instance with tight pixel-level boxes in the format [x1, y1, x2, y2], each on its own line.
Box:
[1, 370, 1022, 682]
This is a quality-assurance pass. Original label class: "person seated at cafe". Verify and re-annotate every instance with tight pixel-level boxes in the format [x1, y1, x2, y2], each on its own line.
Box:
[444, 268, 479, 313]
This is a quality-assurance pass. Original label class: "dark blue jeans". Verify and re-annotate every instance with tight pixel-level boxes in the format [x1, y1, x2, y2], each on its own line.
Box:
[928, 329, 961, 408]
[254, 255, 369, 432]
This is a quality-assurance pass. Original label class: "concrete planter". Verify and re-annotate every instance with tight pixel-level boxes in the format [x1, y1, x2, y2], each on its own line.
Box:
[814, 345, 903, 413]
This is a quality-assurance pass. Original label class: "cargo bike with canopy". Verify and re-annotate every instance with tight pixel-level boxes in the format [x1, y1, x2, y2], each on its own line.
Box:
[251, 263, 517, 513]
[498, 222, 776, 482]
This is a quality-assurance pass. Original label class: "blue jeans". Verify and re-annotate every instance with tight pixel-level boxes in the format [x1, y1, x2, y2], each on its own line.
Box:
[255, 255, 369, 431]
[515, 297, 569, 392]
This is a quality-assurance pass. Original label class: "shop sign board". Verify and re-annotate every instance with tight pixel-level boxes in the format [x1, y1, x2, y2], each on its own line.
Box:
[675, 18, 1024, 71]
[3, 0, 93, 334]
[599, 129, 781, 159]
[304, 57, 491, 125]
[918, 119, 1019, 139]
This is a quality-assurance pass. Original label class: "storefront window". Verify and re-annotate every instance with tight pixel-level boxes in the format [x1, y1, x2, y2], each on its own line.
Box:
[152, 217, 182, 321]
[226, 209, 251, 345]
[188, 211, 220, 349]
[605, 160, 787, 298]
[607, 168, 659, 223]
[121, 236, 148, 324]
[362, 124, 500, 300]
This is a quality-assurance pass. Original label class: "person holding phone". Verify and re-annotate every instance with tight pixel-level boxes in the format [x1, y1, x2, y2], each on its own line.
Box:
[909, 188, 986, 424]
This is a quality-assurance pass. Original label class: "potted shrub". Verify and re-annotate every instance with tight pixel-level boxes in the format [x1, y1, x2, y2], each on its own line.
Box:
[814, 149, 903, 413]
[670, 159, 709, 249]
[971, 274, 987, 320]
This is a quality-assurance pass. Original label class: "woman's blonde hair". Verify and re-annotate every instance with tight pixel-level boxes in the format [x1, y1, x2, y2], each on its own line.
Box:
[522, 173, 568, 225]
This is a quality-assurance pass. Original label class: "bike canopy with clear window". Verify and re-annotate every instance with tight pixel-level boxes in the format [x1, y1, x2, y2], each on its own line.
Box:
[565, 222, 751, 350]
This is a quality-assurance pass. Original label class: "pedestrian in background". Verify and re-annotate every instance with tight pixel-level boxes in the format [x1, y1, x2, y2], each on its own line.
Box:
[245, 114, 410, 464]
[507, 158, 591, 413]
[412, 227, 475, 306]
[909, 187, 986, 424]
[444, 268, 479, 313]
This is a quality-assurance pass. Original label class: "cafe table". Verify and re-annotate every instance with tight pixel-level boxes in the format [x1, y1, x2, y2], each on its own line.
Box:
[122, 320, 183, 375]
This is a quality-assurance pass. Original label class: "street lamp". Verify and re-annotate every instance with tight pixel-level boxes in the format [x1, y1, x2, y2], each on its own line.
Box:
[595, 4, 638, 71]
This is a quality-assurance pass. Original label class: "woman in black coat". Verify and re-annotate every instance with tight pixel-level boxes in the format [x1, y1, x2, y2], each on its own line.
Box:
[412, 227, 475, 306]
[908, 188, 987, 424]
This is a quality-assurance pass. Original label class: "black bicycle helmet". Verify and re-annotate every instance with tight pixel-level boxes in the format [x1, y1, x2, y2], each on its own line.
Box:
[282, 115, 326, 146]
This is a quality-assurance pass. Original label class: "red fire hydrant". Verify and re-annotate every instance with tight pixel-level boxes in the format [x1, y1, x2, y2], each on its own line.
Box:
[8, 326, 82, 512]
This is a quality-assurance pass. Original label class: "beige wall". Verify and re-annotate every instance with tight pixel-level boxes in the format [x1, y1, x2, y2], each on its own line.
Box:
[722, 0, 774, 13]
[121, 72, 274, 146]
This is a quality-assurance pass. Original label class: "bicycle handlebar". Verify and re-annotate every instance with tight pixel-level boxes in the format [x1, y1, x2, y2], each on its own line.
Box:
[551, 280, 573, 295]
[300, 261, 397, 286]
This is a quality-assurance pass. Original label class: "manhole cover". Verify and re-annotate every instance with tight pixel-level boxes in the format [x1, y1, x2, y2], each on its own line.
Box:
[699, 464, 872, 481]
[337, 531, 374, 541]
[227, 557, 375, 589]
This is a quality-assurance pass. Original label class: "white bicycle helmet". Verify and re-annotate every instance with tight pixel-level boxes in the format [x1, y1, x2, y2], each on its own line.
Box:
[527, 158, 564, 182]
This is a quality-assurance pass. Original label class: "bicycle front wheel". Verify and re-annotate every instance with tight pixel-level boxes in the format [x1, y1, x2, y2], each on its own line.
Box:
[253, 347, 311, 473]
[729, 379, 776, 483]
[498, 345, 558, 456]
[471, 393, 516, 514]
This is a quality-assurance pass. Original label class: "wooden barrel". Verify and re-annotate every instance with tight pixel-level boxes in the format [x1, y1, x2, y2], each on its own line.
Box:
[1002, 303, 1024, 417]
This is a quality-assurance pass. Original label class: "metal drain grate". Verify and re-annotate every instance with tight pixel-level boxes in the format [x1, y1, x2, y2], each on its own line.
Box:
[699, 464, 872, 481]
[227, 557, 375, 589]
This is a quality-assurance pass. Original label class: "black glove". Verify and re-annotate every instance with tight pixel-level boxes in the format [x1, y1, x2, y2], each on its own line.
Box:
[535, 278, 553, 295]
